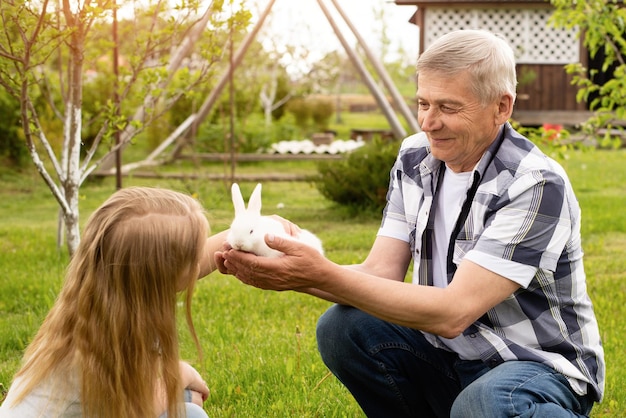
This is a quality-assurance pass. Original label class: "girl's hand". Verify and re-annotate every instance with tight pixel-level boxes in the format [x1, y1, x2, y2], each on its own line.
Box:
[186, 389, 207, 407]
[180, 361, 209, 402]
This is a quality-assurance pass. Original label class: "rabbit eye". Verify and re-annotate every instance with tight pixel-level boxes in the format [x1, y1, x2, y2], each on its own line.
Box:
[249, 229, 253, 235]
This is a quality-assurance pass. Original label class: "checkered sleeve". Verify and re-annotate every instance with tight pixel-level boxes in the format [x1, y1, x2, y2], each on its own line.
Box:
[467, 168, 573, 282]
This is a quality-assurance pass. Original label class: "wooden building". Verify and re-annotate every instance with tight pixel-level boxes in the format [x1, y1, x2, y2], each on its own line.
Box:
[394, 0, 592, 126]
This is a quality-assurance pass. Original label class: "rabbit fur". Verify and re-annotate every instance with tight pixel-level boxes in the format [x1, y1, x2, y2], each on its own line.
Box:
[227, 183, 324, 258]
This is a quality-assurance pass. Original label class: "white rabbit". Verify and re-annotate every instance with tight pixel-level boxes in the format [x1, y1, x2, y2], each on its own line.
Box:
[227, 183, 324, 258]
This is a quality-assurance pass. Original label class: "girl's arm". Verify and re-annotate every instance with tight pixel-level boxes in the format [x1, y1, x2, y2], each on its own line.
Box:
[198, 230, 229, 279]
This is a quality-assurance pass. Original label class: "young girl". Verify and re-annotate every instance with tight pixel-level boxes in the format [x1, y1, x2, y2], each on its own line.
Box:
[1, 187, 228, 418]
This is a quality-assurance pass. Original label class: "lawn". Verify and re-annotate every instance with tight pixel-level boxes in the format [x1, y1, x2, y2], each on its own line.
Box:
[0, 148, 624, 416]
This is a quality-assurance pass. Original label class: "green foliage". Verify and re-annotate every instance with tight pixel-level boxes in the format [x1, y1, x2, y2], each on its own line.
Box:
[0, 0, 239, 160]
[518, 67, 538, 88]
[327, 111, 397, 139]
[286, 98, 312, 130]
[550, 0, 626, 131]
[314, 138, 399, 212]
[508, 120, 592, 159]
[195, 113, 301, 154]
[0, 90, 26, 166]
[310, 97, 335, 131]
[285, 97, 337, 133]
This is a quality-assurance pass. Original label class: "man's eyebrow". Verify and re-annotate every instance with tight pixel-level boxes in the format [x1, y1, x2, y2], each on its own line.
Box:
[416, 95, 464, 107]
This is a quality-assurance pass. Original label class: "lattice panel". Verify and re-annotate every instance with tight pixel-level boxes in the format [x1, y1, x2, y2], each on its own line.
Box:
[424, 7, 579, 64]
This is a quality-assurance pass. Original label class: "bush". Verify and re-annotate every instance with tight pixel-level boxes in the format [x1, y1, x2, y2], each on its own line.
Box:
[195, 114, 303, 153]
[314, 138, 399, 212]
[286, 98, 311, 130]
[310, 98, 335, 131]
[0, 90, 27, 167]
[551, 0, 626, 135]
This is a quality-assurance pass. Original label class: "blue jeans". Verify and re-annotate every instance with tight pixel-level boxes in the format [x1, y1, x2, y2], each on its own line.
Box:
[158, 390, 209, 418]
[316, 305, 594, 418]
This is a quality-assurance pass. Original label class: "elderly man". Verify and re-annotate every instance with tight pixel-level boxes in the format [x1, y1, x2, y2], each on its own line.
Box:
[216, 29, 604, 417]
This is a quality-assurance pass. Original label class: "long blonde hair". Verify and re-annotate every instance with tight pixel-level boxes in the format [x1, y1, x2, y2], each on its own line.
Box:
[10, 187, 208, 418]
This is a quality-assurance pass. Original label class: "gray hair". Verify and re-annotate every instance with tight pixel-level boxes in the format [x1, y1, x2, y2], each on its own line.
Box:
[416, 29, 517, 104]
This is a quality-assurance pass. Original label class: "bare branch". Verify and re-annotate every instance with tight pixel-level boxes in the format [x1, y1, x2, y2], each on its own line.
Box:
[26, 0, 52, 50]
[20, 86, 70, 213]
[272, 93, 293, 111]
[94, 3, 218, 172]
[61, 0, 75, 27]
[79, 119, 110, 175]
[81, 125, 142, 181]
[0, 48, 22, 62]
[28, 144, 71, 215]
[25, 97, 65, 181]
[39, 70, 65, 121]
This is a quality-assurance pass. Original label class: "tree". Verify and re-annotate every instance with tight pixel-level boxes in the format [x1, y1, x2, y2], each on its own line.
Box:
[0, 0, 241, 255]
[258, 48, 293, 127]
[550, 0, 626, 134]
[0, 88, 25, 166]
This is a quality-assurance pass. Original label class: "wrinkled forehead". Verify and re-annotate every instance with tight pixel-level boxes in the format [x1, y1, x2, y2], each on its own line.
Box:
[416, 70, 476, 99]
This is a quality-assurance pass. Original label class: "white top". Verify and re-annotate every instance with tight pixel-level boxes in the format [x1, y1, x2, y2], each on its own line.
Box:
[432, 167, 472, 288]
[0, 375, 82, 417]
[431, 166, 536, 360]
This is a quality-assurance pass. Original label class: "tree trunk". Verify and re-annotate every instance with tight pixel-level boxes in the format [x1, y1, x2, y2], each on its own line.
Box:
[1, 0, 230, 256]
[61, 10, 86, 256]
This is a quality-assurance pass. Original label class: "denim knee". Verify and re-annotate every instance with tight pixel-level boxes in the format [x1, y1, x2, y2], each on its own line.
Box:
[451, 375, 505, 418]
[450, 361, 592, 418]
[316, 304, 354, 370]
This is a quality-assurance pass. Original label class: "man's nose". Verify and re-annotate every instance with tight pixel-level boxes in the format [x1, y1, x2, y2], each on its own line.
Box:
[419, 108, 440, 132]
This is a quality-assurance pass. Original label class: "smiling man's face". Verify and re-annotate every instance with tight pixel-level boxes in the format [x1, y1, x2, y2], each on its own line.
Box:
[416, 70, 512, 173]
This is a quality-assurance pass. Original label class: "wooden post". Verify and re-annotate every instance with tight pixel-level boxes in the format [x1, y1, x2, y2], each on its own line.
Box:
[328, 0, 420, 134]
[316, 0, 407, 140]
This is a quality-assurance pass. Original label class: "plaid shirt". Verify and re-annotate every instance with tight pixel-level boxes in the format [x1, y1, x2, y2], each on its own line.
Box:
[378, 123, 605, 401]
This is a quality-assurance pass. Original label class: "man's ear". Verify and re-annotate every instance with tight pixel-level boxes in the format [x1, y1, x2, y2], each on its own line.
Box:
[495, 94, 514, 124]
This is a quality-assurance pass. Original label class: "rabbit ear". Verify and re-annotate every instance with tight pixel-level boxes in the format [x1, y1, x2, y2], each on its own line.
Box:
[231, 183, 246, 215]
[247, 183, 263, 214]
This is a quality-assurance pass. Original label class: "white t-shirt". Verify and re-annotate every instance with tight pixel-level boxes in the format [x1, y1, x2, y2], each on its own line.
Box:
[432, 164, 538, 289]
[430, 165, 537, 359]
[432, 167, 472, 288]
[0, 375, 82, 418]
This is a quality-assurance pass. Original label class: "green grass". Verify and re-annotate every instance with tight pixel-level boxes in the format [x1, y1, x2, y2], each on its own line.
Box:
[556, 149, 626, 416]
[327, 111, 413, 139]
[1, 149, 625, 416]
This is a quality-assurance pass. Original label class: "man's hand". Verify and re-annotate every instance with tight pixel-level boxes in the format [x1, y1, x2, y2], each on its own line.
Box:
[214, 215, 302, 276]
[221, 234, 326, 291]
[268, 214, 302, 237]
